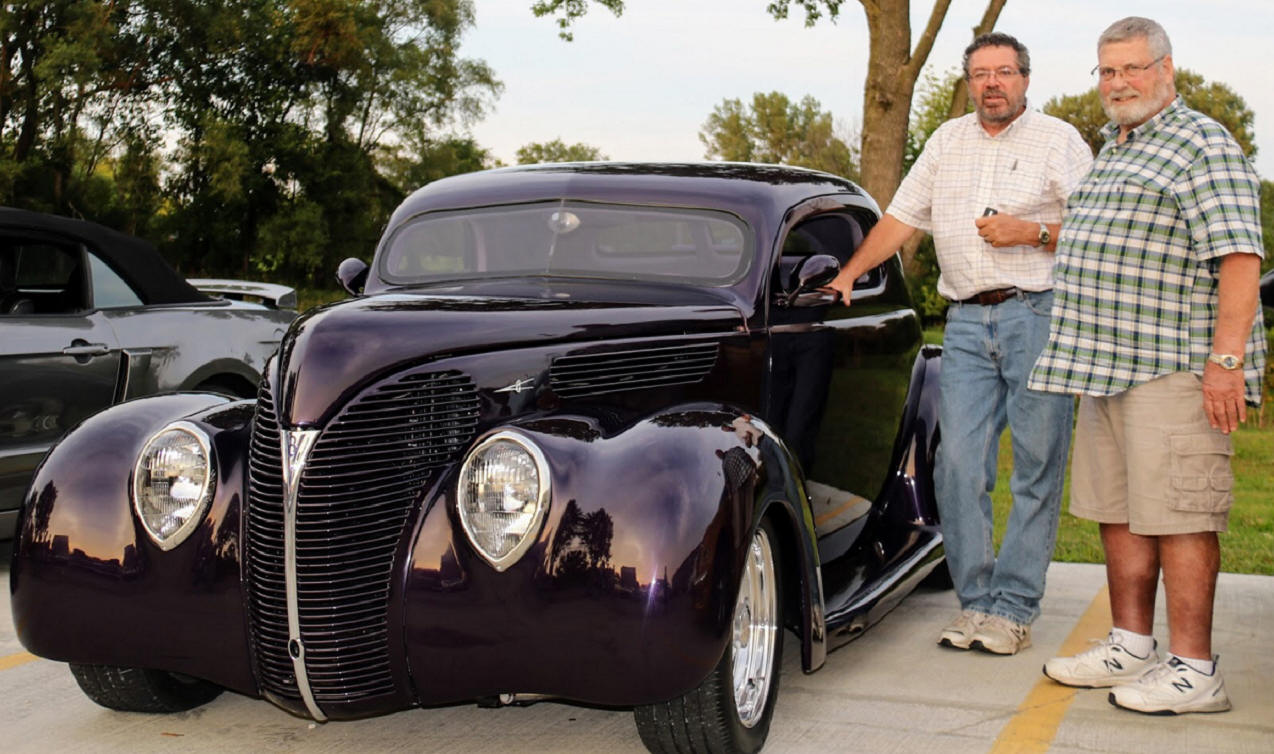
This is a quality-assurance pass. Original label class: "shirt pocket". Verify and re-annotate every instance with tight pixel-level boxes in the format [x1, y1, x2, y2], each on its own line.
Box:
[998, 158, 1046, 215]
[1167, 431, 1235, 513]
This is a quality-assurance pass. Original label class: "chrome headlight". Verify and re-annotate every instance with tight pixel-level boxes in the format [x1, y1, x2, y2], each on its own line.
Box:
[132, 421, 216, 550]
[457, 430, 550, 571]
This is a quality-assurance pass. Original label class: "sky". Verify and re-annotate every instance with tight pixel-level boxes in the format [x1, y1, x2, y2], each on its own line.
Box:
[458, 0, 1274, 177]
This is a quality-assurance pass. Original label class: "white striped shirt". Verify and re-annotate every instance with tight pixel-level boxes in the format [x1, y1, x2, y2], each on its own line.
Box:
[887, 108, 1093, 300]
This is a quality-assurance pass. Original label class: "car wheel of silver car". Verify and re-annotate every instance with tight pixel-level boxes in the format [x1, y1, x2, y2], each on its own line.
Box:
[69, 664, 223, 713]
[634, 519, 783, 754]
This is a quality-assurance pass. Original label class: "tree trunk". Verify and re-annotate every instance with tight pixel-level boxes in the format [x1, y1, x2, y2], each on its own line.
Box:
[857, 0, 952, 212]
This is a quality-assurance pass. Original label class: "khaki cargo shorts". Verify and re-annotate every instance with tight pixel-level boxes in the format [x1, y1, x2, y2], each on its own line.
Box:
[1070, 372, 1234, 535]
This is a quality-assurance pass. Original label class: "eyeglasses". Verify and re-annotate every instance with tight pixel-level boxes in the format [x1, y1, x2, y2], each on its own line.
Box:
[1091, 56, 1165, 81]
[968, 67, 1023, 83]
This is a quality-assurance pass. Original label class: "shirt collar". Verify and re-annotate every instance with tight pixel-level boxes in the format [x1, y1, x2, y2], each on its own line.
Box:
[1102, 95, 1183, 143]
[978, 102, 1032, 138]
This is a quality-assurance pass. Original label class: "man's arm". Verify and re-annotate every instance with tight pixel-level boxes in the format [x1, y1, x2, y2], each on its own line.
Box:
[1202, 252, 1262, 433]
[826, 213, 919, 304]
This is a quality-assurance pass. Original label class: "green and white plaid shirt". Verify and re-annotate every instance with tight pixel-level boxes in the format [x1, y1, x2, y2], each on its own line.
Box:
[1029, 97, 1266, 404]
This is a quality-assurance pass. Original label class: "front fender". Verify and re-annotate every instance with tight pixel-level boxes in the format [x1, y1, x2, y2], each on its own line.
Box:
[401, 402, 824, 706]
[9, 393, 259, 697]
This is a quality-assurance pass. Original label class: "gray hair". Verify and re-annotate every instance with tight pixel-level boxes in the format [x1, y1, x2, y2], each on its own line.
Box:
[1098, 16, 1172, 59]
[963, 32, 1031, 78]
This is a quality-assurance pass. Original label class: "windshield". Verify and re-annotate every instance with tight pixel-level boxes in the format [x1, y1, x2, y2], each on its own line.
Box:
[379, 201, 751, 286]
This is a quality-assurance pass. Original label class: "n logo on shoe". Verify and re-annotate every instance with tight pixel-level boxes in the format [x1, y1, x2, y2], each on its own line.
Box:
[1171, 677, 1193, 694]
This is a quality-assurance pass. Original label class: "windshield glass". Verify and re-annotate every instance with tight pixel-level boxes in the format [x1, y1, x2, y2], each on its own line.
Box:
[379, 201, 751, 286]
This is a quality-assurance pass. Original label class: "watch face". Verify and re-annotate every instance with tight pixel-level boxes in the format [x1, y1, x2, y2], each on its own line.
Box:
[1038, 224, 1050, 245]
[1211, 354, 1241, 369]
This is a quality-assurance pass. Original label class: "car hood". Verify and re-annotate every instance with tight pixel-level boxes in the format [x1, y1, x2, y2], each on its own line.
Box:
[276, 288, 747, 426]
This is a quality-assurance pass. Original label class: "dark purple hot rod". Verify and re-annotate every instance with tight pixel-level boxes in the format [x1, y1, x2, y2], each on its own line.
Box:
[10, 163, 944, 753]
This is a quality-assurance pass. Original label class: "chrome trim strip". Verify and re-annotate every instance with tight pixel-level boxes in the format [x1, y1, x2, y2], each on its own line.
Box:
[280, 428, 324, 721]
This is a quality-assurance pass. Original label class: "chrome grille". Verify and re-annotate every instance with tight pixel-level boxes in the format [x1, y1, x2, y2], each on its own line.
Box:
[246, 370, 480, 708]
[549, 342, 720, 399]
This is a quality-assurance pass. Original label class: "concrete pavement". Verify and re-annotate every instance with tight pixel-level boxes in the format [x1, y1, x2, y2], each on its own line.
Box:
[3, 561, 1272, 752]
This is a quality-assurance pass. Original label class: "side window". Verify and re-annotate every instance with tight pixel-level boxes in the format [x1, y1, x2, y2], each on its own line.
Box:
[775, 213, 881, 295]
[88, 251, 143, 308]
[0, 239, 87, 315]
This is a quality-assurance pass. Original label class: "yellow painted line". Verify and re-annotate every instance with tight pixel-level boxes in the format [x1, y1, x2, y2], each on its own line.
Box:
[0, 651, 38, 671]
[990, 585, 1112, 754]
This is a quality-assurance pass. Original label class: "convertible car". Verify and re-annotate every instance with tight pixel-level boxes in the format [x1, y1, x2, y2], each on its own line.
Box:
[0, 208, 295, 539]
[10, 164, 944, 753]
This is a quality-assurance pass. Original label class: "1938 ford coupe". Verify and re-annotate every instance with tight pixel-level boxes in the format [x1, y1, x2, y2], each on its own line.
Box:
[10, 163, 944, 753]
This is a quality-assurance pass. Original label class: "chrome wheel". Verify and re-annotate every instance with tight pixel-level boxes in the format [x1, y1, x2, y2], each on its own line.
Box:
[731, 526, 778, 728]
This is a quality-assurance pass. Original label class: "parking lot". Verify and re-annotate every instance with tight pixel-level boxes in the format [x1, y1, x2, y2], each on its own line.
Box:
[3, 560, 1272, 753]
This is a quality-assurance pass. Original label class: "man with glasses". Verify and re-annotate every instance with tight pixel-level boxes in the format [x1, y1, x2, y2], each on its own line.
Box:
[828, 32, 1091, 656]
[1031, 16, 1265, 714]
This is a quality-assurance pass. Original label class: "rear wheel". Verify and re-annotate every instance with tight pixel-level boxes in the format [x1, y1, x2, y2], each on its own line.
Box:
[634, 519, 783, 753]
[69, 664, 223, 713]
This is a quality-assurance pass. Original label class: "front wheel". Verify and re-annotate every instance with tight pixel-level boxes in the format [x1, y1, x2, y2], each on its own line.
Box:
[69, 664, 223, 713]
[634, 519, 784, 753]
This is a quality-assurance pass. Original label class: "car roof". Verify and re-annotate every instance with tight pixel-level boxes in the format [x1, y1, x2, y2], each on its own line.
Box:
[389, 162, 876, 227]
[0, 207, 208, 305]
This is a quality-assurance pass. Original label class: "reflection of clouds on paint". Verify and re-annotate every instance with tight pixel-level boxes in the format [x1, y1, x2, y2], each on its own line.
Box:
[463, 0, 1274, 176]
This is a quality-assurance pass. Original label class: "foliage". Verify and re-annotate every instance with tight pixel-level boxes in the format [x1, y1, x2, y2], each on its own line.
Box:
[1043, 68, 1258, 158]
[700, 92, 856, 178]
[515, 138, 608, 164]
[530, 0, 624, 41]
[1, 0, 500, 286]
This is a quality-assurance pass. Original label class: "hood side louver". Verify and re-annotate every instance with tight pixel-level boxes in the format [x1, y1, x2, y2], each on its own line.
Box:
[549, 341, 720, 399]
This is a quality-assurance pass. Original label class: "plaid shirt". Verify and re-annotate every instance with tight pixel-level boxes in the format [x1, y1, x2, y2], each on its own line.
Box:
[887, 107, 1093, 300]
[1029, 97, 1267, 404]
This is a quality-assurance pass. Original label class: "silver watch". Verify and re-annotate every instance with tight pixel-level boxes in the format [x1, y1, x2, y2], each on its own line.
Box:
[1207, 353, 1243, 370]
[1037, 223, 1051, 246]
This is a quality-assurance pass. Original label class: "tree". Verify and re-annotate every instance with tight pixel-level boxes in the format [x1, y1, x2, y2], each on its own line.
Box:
[1043, 69, 1258, 158]
[700, 91, 856, 178]
[516, 138, 608, 163]
[0, 0, 159, 215]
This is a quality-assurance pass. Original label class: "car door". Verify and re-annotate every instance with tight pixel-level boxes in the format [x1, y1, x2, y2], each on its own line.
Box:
[763, 209, 920, 500]
[0, 235, 122, 527]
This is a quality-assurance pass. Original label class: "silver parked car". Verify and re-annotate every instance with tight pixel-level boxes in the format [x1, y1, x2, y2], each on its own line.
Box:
[0, 207, 296, 538]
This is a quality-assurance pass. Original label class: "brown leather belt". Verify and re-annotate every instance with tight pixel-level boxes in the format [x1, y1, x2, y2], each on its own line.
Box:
[956, 287, 1020, 306]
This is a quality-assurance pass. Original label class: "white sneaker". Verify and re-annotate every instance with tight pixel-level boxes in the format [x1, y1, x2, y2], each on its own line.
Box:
[938, 610, 989, 650]
[1043, 634, 1159, 688]
[969, 614, 1031, 655]
[1109, 657, 1232, 715]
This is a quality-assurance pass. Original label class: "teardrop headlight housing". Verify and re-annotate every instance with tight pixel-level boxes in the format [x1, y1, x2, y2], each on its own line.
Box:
[132, 421, 216, 550]
[457, 430, 550, 571]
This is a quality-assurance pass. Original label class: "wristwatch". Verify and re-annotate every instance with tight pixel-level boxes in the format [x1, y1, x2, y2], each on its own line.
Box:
[1208, 353, 1244, 370]
[1037, 223, 1051, 246]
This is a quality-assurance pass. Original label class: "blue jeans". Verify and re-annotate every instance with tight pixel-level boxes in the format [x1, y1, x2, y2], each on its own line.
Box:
[936, 290, 1072, 625]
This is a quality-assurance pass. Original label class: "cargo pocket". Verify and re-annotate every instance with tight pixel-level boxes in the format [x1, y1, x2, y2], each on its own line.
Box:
[1167, 432, 1235, 513]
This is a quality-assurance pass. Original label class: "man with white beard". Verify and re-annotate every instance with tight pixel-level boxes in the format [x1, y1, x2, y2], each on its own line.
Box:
[1030, 16, 1266, 715]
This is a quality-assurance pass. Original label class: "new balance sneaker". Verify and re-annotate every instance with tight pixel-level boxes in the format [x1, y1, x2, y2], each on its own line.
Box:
[969, 614, 1031, 655]
[1108, 657, 1232, 715]
[938, 610, 989, 650]
[1043, 634, 1159, 688]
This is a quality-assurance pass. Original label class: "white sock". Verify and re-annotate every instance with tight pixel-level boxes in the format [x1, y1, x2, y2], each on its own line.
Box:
[1170, 653, 1215, 675]
[1110, 627, 1155, 657]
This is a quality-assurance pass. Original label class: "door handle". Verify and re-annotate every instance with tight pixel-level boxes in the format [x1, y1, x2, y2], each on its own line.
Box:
[62, 341, 112, 357]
